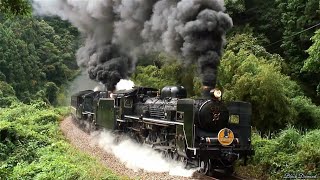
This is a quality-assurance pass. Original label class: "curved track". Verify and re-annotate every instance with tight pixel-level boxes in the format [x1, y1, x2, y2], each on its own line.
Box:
[61, 117, 188, 179]
[62, 116, 250, 179]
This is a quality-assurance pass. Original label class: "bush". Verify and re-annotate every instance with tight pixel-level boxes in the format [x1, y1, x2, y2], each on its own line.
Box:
[276, 127, 300, 154]
[0, 104, 119, 179]
[297, 130, 320, 174]
[290, 96, 320, 128]
[241, 128, 319, 179]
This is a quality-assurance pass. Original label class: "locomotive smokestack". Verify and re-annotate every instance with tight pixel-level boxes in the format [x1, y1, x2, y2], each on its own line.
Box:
[202, 86, 214, 98]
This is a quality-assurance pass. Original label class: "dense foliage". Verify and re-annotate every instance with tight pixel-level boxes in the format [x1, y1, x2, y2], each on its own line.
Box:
[236, 127, 319, 179]
[303, 29, 320, 96]
[226, 0, 320, 102]
[132, 53, 202, 97]
[0, 17, 78, 104]
[0, 81, 17, 107]
[219, 33, 320, 132]
[0, 0, 31, 16]
[0, 103, 119, 179]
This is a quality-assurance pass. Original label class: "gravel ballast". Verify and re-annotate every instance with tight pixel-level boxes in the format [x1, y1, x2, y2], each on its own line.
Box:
[60, 117, 194, 179]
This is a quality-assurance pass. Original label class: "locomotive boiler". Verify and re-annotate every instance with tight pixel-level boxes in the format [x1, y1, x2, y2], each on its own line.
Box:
[71, 85, 254, 175]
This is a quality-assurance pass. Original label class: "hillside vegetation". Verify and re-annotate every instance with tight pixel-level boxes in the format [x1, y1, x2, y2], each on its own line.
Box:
[234, 128, 320, 179]
[0, 16, 79, 105]
[0, 9, 121, 179]
[0, 102, 119, 179]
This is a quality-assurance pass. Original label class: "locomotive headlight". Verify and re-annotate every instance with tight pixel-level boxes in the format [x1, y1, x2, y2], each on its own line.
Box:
[213, 89, 222, 98]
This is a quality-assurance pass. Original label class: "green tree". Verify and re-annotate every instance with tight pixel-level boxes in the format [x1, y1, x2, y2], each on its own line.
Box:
[0, 81, 17, 107]
[133, 53, 201, 97]
[0, 0, 31, 15]
[220, 49, 296, 132]
[0, 17, 78, 103]
[0, 71, 6, 81]
[276, 0, 320, 76]
[225, 0, 245, 15]
[226, 0, 320, 102]
[302, 29, 320, 96]
[132, 65, 180, 90]
[220, 33, 320, 132]
[0, 22, 42, 102]
[226, 0, 283, 48]
[44, 82, 59, 105]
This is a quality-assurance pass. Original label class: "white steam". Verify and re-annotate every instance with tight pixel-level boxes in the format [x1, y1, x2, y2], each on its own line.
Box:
[115, 79, 135, 91]
[93, 84, 106, 92]
[93, 79, 134, 91]
[92, 130, 197, 177]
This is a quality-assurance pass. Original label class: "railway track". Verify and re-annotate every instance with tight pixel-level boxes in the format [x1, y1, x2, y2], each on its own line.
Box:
[74, 118, 250, 180]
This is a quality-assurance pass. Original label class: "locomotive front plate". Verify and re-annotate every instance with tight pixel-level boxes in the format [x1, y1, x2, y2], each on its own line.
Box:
[217, 128, 234, 146]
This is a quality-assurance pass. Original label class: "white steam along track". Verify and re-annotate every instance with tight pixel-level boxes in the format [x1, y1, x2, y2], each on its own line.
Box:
[61, 116, 248, 180]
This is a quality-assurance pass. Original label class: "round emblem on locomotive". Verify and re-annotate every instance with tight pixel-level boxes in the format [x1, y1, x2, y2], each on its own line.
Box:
[218, 128, 234, 146]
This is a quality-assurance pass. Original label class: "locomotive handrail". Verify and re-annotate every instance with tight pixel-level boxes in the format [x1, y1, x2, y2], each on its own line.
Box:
[124, 115, 184, 125]
[116, 119, 127, 122]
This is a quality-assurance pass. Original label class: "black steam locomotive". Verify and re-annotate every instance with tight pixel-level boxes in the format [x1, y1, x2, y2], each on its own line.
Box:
[71, 86, 254, 175]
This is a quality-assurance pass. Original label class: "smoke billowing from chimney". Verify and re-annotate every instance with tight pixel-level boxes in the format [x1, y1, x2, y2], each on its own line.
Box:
[33, 0, 232, 90]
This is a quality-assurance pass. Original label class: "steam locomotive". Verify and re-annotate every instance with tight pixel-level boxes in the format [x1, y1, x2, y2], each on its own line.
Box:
[70, 86, 254, 175]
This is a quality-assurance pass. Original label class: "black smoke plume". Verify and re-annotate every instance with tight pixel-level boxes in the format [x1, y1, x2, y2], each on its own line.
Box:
[33, 0, 232, 90]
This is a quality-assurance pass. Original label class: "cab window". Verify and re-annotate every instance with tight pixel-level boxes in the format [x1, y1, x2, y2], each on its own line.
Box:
[229, 115, 240, 124]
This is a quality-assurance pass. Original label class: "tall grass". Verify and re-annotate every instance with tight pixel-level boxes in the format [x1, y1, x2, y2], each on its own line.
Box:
[236, 127, 319, 179]
[0, 102, 119, 179]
